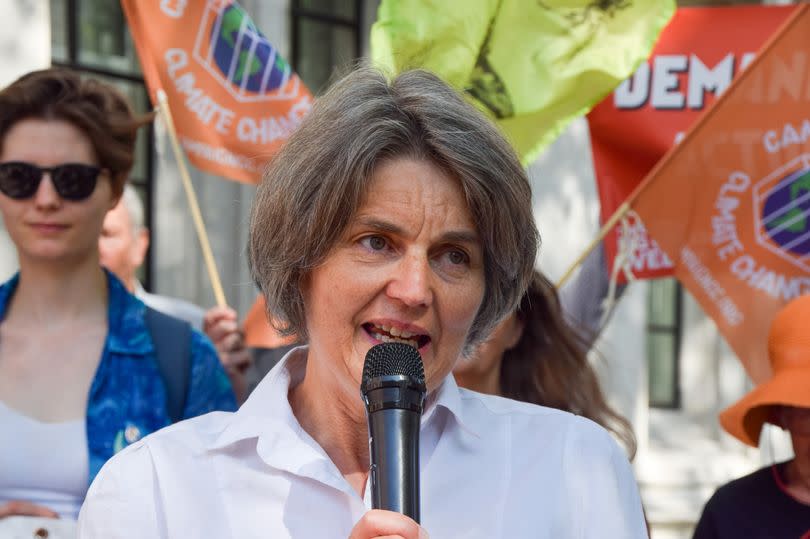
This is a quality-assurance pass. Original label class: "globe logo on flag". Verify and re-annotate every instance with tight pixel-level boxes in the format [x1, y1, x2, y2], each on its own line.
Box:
[194, 0, 301, 102]
[754, 155, 810, 272]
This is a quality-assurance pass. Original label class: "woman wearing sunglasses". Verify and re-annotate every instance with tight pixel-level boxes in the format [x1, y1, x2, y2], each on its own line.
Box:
[0, 69, 237, 528]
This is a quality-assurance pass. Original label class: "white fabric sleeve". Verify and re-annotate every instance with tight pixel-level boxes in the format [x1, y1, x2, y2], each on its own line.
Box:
[77, 442, 163, 539]
[565, 416, 649, 539]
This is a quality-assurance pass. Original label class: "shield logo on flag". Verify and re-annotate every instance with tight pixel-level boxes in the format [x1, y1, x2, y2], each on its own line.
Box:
[194, 0, 301, 102]
[754, 154, 810, 272]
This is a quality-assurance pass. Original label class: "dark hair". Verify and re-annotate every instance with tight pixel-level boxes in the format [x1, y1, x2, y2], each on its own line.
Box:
[0, 68, 152, 196]
[500, 271, 637, 457]
[249, 65, 538, 345]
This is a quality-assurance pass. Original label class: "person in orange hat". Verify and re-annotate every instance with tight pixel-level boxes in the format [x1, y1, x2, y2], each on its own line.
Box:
[693, 294, 810, 538]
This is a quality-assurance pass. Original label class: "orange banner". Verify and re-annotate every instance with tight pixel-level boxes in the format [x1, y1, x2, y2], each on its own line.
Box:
[588, 5, 795, 280]
[122, 0, 312, 183]
[631, 5, 810, 382]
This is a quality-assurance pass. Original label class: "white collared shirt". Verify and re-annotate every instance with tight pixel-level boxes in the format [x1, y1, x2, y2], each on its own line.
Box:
[78, 347, 647, 538]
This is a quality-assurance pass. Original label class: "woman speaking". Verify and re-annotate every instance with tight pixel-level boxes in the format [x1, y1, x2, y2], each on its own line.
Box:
[79, 66, 647, 538]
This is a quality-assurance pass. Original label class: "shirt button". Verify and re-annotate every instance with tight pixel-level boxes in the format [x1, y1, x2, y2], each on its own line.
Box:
[125, 424, 142, 444]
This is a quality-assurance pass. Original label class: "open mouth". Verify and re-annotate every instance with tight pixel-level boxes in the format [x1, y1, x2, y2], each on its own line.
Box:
[362, 322, 431, 350]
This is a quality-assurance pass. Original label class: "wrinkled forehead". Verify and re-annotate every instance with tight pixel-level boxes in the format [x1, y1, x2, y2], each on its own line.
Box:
[351, 156, 478, 236]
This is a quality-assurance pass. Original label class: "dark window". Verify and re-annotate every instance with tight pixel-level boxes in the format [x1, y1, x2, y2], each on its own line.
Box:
[647, 278, 682, 408]
[291, 0, 364, 94]
[49, 0, 154, 288]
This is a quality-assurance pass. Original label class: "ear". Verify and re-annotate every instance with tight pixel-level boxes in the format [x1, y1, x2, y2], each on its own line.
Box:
[132, 228, 150, 267]
[503, 315, 525, 351]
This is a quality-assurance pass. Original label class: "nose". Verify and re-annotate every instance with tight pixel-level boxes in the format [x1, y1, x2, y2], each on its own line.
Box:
[33, 173, 61, 210]
[386, 252, 433, 309]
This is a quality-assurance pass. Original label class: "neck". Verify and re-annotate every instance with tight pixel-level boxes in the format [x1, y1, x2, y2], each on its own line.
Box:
[289, 349, 370, 497]
[783, 458, 810, 505]
[10, 257, 108, 327]
[453, 363, 501, 396]
[122, 274, 137, 293]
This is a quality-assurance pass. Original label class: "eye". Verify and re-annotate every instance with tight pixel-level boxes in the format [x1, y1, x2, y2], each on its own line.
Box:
[432, 247, 473, 278]
[447, 249, 468, 265]
[360, 235, 388, 251]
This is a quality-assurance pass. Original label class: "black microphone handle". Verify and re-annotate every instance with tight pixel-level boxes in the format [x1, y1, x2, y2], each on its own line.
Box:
[368, 406, 421, 522]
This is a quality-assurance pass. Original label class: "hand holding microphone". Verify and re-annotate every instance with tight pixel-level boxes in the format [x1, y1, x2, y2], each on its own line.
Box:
[349, 509, 430, 539]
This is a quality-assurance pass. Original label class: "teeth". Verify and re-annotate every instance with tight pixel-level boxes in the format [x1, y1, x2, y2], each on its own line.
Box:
[373, 332, 418, 349]
[371, 324, 414, 339]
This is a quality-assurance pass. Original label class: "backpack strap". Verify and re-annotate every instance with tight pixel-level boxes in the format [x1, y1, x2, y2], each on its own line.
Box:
[144, 306, 192, 423]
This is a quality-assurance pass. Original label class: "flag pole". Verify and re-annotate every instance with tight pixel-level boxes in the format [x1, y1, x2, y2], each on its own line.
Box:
[155, 89, 227, 308]
[555, 201, 632, 288]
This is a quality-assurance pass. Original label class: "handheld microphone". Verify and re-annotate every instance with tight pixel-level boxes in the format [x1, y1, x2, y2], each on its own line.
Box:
[361, 342, 426, 523]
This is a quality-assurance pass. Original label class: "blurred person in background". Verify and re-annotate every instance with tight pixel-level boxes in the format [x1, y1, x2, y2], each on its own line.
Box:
[99, 185, 205, 329]
[453, 269, 636, 457]
[99, 184, 252, 401]
[0, 68, 236, 529]
[693, 294, 810, 538]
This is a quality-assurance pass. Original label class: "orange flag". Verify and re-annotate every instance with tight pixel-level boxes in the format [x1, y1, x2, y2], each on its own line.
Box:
[631, 5, 810, 383]
[243, 295, 298, 349]
[588, 5, 795, 282]
[121, 0, 312, 183]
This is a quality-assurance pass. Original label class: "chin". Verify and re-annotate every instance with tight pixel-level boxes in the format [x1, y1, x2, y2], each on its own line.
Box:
[23, 244, 87, 265]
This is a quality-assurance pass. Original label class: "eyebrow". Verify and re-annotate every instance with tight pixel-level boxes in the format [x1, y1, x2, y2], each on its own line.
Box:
[353, 216, 480, 246]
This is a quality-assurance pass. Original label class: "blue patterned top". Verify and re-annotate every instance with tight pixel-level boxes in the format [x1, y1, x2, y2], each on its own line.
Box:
[0, 270, 237, 484]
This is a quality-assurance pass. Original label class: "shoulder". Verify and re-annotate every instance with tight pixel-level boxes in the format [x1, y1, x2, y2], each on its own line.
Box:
[189, 326, 217, 356]
[187, 327, 230, 378]
[694, 466, 775, 537]
[458, 388, 616, 450]
[100, 410, 235, 474]
[80, 412, 235, 535]
[149, 409, 237, 453]
[454, 389, 645, 534]
[457, 388, 629, 477]
[184, 330, 237, 411]
[139, 291, 205, 330]
[705, 466, 775, 509]
[458, 386, 568, 421]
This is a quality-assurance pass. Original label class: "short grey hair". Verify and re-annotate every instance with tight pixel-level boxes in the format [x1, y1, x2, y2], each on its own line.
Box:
[248, 66, 539, 345]
[120, 184, 145, 233]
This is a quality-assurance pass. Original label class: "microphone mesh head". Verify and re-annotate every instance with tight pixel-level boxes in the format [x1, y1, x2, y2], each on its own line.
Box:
[362, 343, 425, 385]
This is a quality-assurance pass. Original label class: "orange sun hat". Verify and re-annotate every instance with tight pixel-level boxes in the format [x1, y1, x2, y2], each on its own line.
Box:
[719, 294, 810, 447]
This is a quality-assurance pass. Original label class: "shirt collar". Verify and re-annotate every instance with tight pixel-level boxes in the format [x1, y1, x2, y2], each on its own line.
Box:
[210, 345, 480, 458]
[0, 273, 19, 322]
[133, 280, 146, 296]
[424, 370, 481, 439]
[103, 269, 154, 356]
[210, 346, 320, 453]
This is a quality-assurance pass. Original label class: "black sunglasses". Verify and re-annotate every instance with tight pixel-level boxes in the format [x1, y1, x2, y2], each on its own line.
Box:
[0, 161, 104, 201]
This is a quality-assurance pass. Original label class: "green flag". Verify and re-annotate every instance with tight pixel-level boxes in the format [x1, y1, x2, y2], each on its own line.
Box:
[371, 0, 675, 165]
